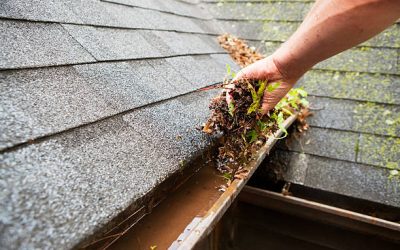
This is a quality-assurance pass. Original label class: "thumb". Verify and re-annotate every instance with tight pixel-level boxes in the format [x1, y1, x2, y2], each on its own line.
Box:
[261, 81, 293, 114]
[232, 59, 268, 82]
[232, 66, 251, 82]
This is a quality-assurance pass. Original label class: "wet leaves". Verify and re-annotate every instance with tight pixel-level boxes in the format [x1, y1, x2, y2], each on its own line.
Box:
[202, 34, 310, 182]
[202, 78, 307, 179]
[218, 33, 264, 68]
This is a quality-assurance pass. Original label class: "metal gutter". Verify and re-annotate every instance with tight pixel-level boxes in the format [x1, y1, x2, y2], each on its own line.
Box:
[170, 114, 298, 249]
[239, 185, 400, 243]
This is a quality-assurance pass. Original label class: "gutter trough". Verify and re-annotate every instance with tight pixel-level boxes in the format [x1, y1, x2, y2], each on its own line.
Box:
[106, 114, 298, 249]
[104, 113, 399, 249]
[170, 114, 299, 249]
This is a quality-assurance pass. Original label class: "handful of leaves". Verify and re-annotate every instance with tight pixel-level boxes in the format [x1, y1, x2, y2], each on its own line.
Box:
[202, 34, 309, 180]
[202, 76, 308, 178]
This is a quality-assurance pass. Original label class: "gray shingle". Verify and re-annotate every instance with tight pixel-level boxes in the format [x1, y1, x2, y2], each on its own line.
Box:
[306, 96, 400, 137]
[0, 0, 80, 23]
[125, 60, 184, 99]
[357, 134, 400, 169]
[397, 48, 400, 74]
[159, 12, 205, 33]
[275, 151, 400, 207]
[118, 5, 207, 33]
[210, 54, 241, 72]
[139, 30, 177, 56]
[122, 90, 218, 163]
[197, 34, 225, 52]
[146, 30, 221, 55]
[167, 56, 205, 88]
[270, 150, 400, 207]
[0, 54, 222, 151]
[64, 0, 137, 28]
[0, 20, 95, 69]
[278, 127, 358, 162]
[250, 41, 399, 74]
[192, 54, 229, 82]
[194, 19, 223, 34]
[75, 59, 199, 109]
[146, 58, 195, 93]
[73, 61, 157, 110]
[219, 20, 399, 48]
[160, 0, 212, 19]
[0, 90, 218, 249]
[248, 40, 281, 56]
[62, 24, 162, 61]
[62, 24, 222, 61]
[144, 30, 200, 55]
[0, 0, 213, 34]
[362, 24, 400, 48]
[0, 118, 172, 249]
[0, 67, 116, 150]
[174, 53, 240, 87]
[305, 158, 400, 207]
[106, 0, 212, 19]
[255, 41, 399, 74]
[203, 0, 311, 2]
[181, 0, 200, 3]
[297, 70, 400, 105]
[109, 5, 173, 30]
[316, 47, 398, 74]
[166, 56, 222, 88]
[219, 20, 298, 41]
[205, 2, 309, 21]
[103, 0, 161, 10]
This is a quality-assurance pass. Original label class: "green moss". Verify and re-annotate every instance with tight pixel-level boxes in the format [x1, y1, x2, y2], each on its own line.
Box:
[359, 135, 400, 169]
[316, 47, 397, 74]
[299, 71, 398, 104]
[261, 20, 297, 42]
[352, 102, 400, 137]
[362, 24, 400, 48]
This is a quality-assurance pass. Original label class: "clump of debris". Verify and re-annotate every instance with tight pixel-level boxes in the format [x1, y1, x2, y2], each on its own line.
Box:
[218, 33, 264, 68]
[202, 34, 310, 181]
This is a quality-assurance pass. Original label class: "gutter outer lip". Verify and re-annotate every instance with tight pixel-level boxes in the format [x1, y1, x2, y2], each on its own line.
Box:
[171, 113, 299, 250]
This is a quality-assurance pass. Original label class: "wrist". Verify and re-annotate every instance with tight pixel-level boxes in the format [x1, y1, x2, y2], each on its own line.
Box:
[271, 45, 310, 82]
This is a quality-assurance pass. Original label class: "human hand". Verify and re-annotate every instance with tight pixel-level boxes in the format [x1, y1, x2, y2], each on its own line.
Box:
[233, 56, 299, 114]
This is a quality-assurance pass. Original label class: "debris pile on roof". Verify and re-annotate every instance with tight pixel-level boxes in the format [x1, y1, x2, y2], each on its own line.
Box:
[202, 34, 309, 181]
[218, 33, 263, 67]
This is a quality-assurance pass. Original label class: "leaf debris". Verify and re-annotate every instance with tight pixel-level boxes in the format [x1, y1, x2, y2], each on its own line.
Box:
[202, 34, 310, 182]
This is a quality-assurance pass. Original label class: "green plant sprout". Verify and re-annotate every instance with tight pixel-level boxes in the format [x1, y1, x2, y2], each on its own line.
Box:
[226, 64, 236, 79]
[247, 81, 266, 115]
[203, 66, 310, 178]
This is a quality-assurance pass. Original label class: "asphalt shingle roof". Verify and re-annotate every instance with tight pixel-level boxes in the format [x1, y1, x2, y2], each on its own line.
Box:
[1, 0, 399, 249]
[206, 0, 400, 207]
[0, 0, 238, 248]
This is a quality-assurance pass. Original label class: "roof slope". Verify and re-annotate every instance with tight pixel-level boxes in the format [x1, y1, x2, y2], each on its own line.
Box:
[0, 0, 240, 248]
[203, 0, 400, 207]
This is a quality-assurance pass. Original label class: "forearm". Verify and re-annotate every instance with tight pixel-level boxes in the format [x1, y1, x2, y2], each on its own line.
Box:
[273, 0, 400, 80]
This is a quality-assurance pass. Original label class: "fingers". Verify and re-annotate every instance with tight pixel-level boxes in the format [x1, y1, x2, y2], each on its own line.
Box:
[261, 81, 293, 114]
[232, 65, 252, 82]
[232, 58, 268, 82]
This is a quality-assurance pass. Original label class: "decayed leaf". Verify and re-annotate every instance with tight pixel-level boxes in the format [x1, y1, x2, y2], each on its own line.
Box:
[218, 33, 264, 67]
[201, 33, 310, 182]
